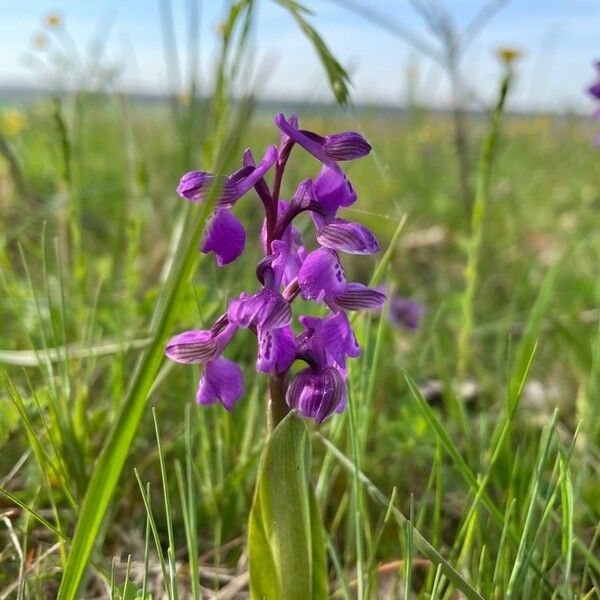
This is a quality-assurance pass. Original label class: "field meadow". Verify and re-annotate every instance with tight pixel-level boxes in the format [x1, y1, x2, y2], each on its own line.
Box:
[1, 7, 600, 599]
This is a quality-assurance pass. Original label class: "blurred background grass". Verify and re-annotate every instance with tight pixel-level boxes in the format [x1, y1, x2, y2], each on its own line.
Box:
[0, 1, 599, 598]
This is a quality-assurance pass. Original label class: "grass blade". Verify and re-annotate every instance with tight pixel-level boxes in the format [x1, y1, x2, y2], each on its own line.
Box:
[316, 433, 485, 600]
[56, 104, 252, 599]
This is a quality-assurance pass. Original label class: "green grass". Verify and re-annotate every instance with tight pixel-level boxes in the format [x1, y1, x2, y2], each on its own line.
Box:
[1, 60, 599, 600]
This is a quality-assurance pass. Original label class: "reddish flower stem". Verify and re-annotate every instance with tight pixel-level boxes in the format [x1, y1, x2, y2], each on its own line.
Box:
[268, 373, 289, 430]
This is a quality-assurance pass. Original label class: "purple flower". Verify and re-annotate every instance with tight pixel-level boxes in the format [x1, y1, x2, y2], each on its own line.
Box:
[274, 113, 371, 164]
[228, 289, 295, 375]
[268, 238, 306, 289]
[297, 247, 385, 310]
[257, 325, 296, 374]
[285, 312, 358, 422]
[261, 201, 307, 286]
[178, 146, 277, 266]
[166, 321, 243, 410]
[166, 112, 398, 422]
[297, 247, 347, 301]
[277, 112, 298, 160]
[197, 357, 244, 410]
[286, 366, 345, 423]
[313, 214, 380, 255]
[165, 322, 237, 364]
[228, 288, 292, 331]
[389, 296, 425, 331]
[177, 172, 238, 206]
[310, 165, 357, 217]
[165, 329, 218, 364]
[298, 313, 360, 371]
[177, 146, 277, 205]
[201, 208, 246, 267]
[589, 61, 600, 100]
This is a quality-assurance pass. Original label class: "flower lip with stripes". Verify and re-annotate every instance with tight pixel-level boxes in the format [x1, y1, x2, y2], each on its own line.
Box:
[285, 312, 360, 421]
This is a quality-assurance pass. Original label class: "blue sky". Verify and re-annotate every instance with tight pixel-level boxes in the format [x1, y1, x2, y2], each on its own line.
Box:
[0, 1, 598, 112]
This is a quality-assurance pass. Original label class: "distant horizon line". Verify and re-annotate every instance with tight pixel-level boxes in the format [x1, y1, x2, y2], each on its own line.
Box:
[0, 82, 592, 118]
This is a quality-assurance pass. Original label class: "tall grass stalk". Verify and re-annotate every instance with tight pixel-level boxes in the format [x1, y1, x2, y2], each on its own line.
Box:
[56, 20, 256, 598]
[458, 73, 511, 377]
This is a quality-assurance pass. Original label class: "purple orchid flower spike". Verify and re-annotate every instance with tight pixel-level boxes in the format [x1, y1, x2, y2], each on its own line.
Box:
[166, 113, 393, 425]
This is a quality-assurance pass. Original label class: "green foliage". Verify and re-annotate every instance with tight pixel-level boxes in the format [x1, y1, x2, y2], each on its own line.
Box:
[275, 0, 351, 106]
[248, 412, 328, 599]
[1, 7, 600, 597]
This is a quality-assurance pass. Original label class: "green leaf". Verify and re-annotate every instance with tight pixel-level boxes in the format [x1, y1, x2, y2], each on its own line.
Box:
[248, 412, 328, 599]
[275, 0, 351, 106]
[56, 101, 254, 599]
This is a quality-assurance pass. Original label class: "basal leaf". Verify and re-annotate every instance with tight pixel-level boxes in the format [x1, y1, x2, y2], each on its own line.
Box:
[248, 411, 328, 599]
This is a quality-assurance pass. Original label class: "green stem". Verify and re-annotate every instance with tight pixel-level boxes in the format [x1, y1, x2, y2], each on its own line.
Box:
[268, 374, 289, 430]
[457, 73, 511, 378]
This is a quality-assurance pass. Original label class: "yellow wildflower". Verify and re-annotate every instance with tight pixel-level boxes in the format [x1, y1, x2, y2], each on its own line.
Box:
[32, 32, 48, 49]
[1, 109, 26, 138]
[178, 92, 191, 106]
[497, 47, 522, 65]
[45, 12, 62, 28]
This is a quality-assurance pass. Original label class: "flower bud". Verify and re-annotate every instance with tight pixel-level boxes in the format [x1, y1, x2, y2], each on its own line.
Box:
[286, 366, 345, 423]
[333, 283, 386, 311]
[316, 217, 380, 255]
[323, 132, 371, 160]
[165, 330, 218, 364]
[176, 171, 237, 206]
